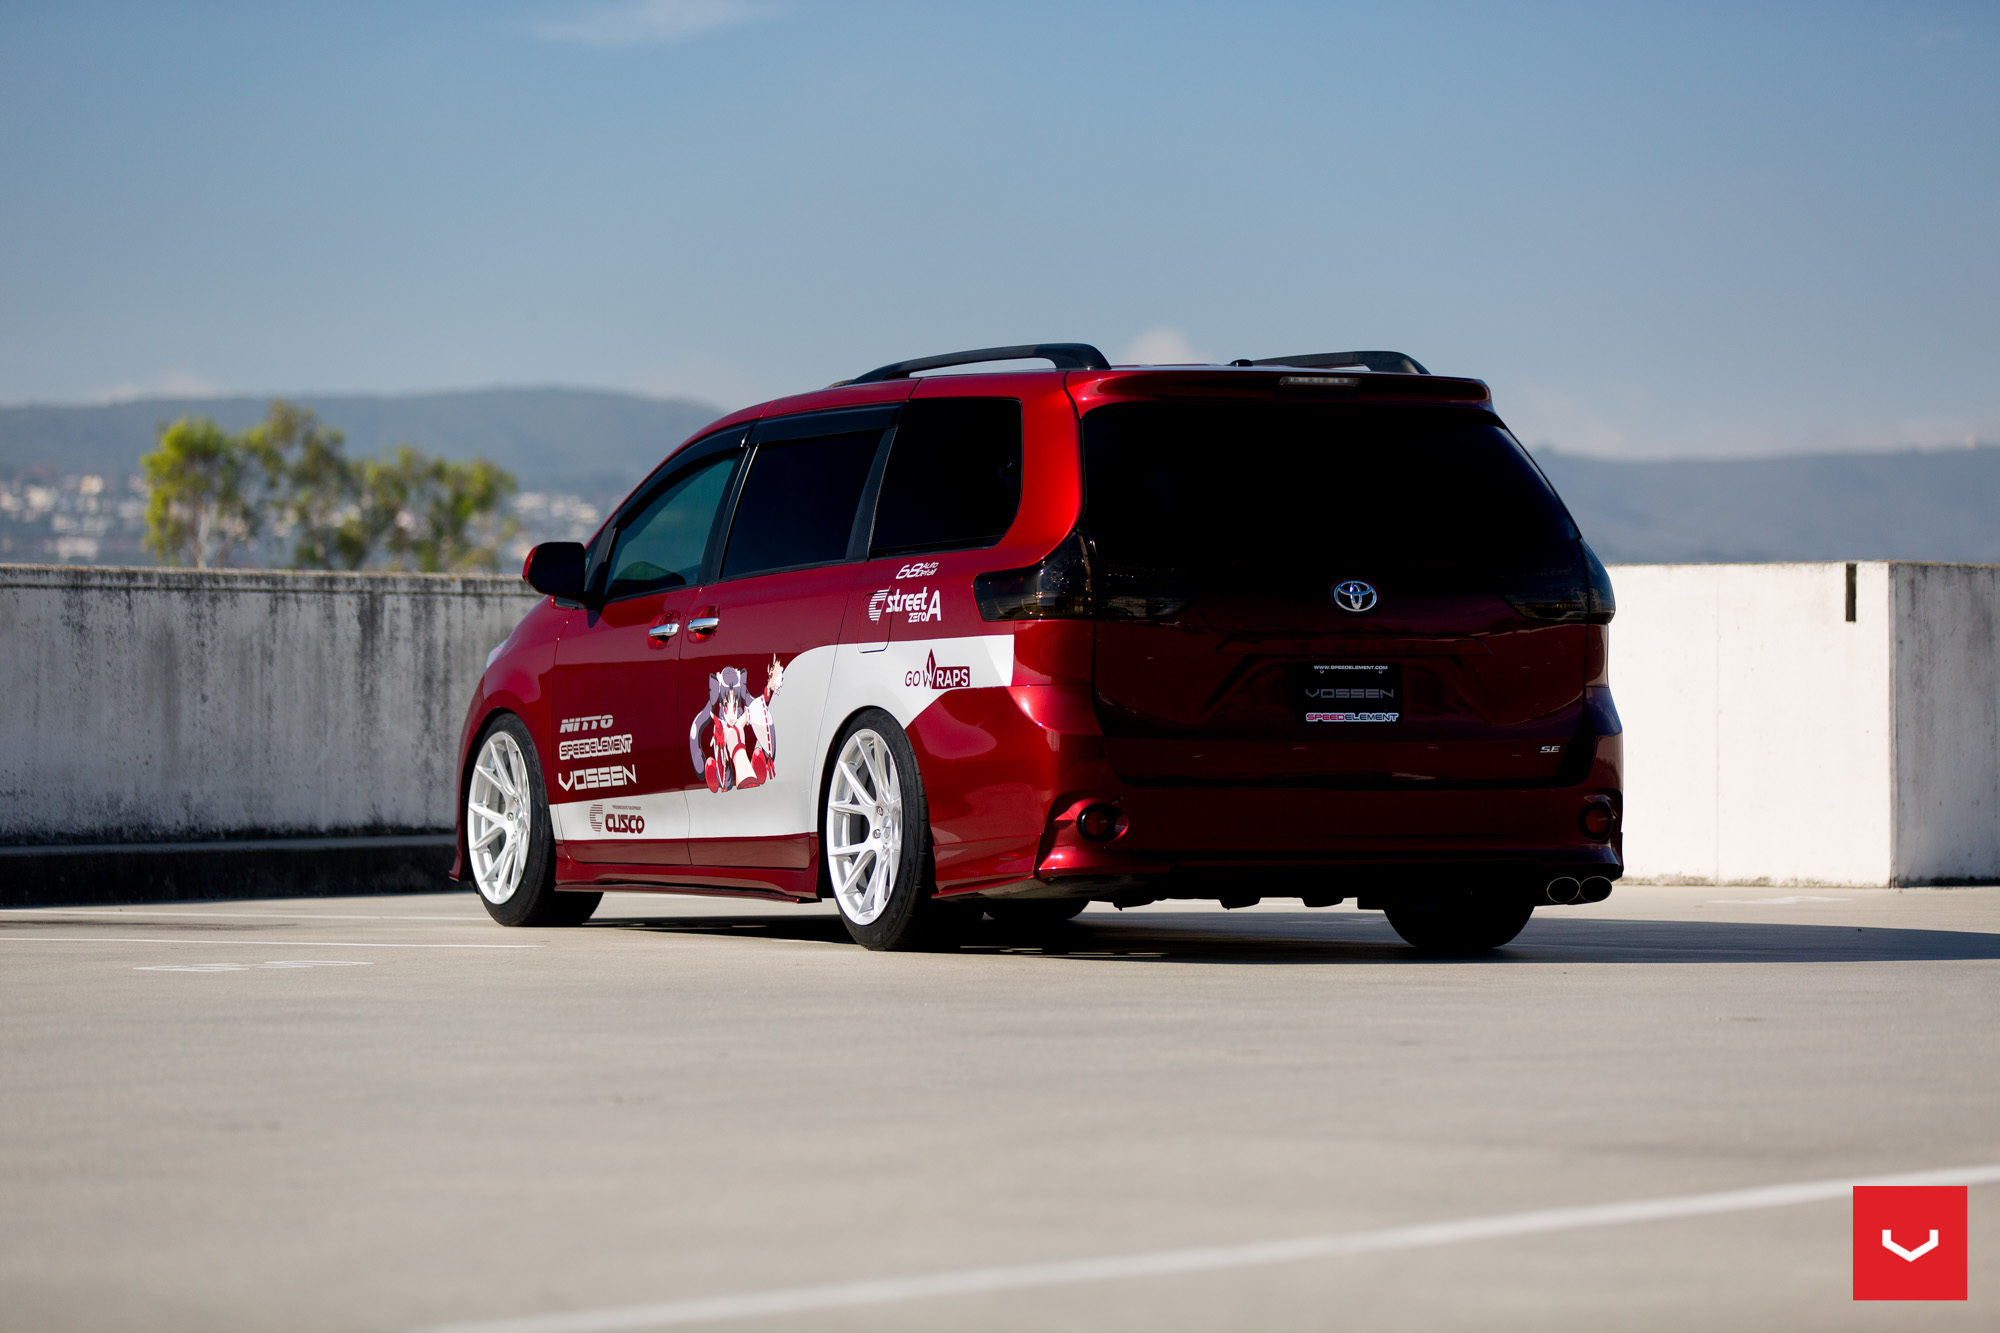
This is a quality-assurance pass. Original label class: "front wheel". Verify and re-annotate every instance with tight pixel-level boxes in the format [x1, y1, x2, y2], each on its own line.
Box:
[821, 711, 950, 950]
[1383, 895, 1533, 955]
[465, 714, 600, 927]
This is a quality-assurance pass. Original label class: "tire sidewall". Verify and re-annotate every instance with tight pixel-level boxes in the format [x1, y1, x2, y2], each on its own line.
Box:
[821, 709, 932, 950]
[468, 712, 579, 927]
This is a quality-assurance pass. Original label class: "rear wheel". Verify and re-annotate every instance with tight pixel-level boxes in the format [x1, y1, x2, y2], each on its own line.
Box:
[822, 711, 951, 950]
[465, 715, 600, 927]
[1383, 894, 1533, 955]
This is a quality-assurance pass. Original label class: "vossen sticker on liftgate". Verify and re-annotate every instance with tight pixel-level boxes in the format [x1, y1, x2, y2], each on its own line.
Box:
[1298, 663, 1402, 723]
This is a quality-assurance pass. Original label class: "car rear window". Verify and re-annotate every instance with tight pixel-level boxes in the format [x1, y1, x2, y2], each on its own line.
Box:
[869, 398, 1023, 556]
[721, 430, 882, 579]
[1079, 402, 1577, 588]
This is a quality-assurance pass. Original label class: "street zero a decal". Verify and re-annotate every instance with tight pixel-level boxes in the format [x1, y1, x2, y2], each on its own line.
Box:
[691, 656, 785, 793]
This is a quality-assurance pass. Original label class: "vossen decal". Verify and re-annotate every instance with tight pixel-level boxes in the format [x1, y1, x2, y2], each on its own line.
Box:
[1301, 687, 1395, 702]
[559, 714, 615, 735]
[905, 650, 971, 690]
[869, 586, 942, 624]
[896, 561, 940, 580]
[587, 802, 647, 835]
[559, 733, 634, 762]
[559, 763, 636, 792]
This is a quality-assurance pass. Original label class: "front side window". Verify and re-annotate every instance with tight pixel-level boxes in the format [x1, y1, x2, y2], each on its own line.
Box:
[870, 398, 1023, 557]
[720, 430, 882, 580]
[604, 454, 736, 600]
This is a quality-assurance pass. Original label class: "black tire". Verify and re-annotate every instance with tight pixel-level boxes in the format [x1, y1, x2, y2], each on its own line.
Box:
[464, 713, 602, 928]
[985, 898, 1089, 928]
[819, 709, 952, 950]
[1383, 894, 1533, 955]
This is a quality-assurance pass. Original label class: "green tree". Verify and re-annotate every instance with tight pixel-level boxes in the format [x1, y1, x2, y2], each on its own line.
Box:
[248, 401, 366, 569]
[141, 400, 518, 572]
[140, 415, 278, 568]
[359, 447, 519, 573]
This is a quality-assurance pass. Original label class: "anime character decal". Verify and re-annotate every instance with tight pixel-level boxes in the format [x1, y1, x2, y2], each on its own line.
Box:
[690, 656, 785, 793]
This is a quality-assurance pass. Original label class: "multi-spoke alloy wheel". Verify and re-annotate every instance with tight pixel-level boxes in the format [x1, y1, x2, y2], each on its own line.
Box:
[826, 728, 902, 926]
[820, 711, 951, 949]
[463, 714, 600, 928]
[468, 730, 531, 905]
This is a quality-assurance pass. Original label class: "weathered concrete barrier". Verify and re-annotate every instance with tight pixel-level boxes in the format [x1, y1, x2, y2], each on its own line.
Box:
[1614, 561, 2000, 886]
[2, 560, 1993, 904]
[0, 565, 537, 903]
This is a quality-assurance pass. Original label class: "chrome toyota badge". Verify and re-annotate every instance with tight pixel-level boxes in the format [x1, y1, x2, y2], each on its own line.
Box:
[1332, 579, 1378, 613]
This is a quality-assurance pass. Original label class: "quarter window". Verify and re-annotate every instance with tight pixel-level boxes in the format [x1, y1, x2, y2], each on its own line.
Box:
[721, 430, 883, 579]
[870, 399, 1023, 556]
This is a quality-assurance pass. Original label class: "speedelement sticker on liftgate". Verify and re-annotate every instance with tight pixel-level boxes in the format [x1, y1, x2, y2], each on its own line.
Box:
[1298, 663, 1402, 723]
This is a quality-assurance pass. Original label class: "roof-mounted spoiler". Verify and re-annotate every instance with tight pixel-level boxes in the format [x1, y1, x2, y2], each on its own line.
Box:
[1234, 350, 1430, 375]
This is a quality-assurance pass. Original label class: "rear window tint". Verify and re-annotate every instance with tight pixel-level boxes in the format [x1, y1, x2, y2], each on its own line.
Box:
[721, 430, 882, 579]
[1079, 403, 1576, 587]
[870, 398, 1023, 556]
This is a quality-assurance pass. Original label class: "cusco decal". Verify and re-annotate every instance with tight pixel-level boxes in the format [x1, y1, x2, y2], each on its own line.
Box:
[691, 656, 785, 793]
[588, 802, 647, 835]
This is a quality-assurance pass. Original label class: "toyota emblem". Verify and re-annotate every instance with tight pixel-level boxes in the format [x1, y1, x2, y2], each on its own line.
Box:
[1332, 579, 1378, 613]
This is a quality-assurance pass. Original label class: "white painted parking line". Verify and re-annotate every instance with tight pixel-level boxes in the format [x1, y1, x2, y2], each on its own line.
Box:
[0, 936, 538, 949]
[136, 959, 376, 972]
[416, 1162, 2000, 1333]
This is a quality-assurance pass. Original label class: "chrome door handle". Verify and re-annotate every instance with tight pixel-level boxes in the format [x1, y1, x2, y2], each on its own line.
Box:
[688, 615, 721, 634]
[647, 621, 680, 641]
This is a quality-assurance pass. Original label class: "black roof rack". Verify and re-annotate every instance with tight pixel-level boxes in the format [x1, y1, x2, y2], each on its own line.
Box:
[845, 342, 1110, 385]
[1235, 350, 1430, 375]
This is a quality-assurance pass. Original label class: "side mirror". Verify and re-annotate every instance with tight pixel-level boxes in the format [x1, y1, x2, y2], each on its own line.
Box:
[523, 542, 589, 603]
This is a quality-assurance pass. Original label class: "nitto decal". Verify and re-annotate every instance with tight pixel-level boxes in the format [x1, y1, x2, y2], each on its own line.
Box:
[559, 714, 615, 735]
[1305, 711, 1401, 723]
[691, 656, 785, 793]
[558, 733, 633, 762]
[905, 650, 971, 690]
[896, 561, 939, 580]
[559, 763, 636, 792]
[870, 586, 942, 624]
[588, 803, 647, 835]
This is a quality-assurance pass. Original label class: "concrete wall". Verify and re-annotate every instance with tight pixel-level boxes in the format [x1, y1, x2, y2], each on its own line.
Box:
[2, 560, 1994, 888]
[0, 565, 537, 845]
[1610, 561, 2000, 886]
[1891, 563, 2000, 883]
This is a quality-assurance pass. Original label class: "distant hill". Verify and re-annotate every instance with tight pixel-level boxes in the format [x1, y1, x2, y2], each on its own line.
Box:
[2, 388, 1996, 563]
[0, 387, 724, 503]
[1535, 447, 2000, 564]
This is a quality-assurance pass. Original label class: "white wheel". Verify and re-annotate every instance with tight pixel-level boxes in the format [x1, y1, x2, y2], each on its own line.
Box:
[825, 728, 903, 926]
[467, 729, 532, 905]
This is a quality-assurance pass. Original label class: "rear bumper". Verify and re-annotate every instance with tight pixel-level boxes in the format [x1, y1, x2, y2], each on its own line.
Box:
[910, 682, 1623, 898]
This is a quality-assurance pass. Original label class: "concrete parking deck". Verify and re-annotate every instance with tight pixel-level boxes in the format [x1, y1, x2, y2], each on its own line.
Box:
[2, 885, 1996, 1331]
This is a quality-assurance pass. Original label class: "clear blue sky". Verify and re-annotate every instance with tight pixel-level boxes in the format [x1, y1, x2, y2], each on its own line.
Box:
[3, 0, 1996, 457]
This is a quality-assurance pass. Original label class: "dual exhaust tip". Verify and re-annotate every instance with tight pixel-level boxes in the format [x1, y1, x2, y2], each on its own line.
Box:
[1542, 875, 1613, 905]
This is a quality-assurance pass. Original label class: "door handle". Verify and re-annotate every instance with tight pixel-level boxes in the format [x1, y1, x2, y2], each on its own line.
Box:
[647, 621, 680, 641]
[688, 615, 721, 635]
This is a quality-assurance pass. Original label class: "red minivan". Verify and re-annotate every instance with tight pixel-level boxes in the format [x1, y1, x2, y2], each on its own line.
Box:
[453, 344, 1622, 952]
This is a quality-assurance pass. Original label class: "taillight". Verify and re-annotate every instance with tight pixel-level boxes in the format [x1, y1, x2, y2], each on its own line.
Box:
[1503, 540, 1615, 625]
[974, 530, 1094, 621]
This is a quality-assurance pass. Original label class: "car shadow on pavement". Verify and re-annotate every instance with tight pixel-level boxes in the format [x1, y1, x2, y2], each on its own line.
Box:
[589, 910, 2000, 965]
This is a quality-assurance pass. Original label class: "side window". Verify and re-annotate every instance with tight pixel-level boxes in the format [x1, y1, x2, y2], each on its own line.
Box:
[870, 398, 1023, 557]
[720, 430, 882, 580]
[604, 454, 736, 600]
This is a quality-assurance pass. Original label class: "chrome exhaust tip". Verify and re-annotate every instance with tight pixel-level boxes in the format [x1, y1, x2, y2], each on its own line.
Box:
[1543, 876, 1584, 905]
[1578, 876, 1613, 903]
